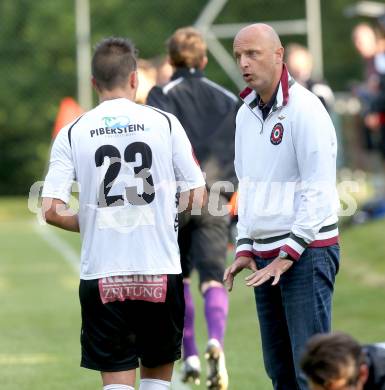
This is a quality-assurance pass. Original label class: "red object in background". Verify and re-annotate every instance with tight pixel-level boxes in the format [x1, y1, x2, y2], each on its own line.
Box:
[52, 97, 84, 139]
[229, 191, 238, 217]
[379, 112, 385, 125]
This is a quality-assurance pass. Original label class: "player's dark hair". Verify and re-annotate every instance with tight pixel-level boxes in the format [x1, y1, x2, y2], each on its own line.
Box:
[301, 332, 365, 386]
[167, 27, 207, 68]
[92, 37, 138, 91]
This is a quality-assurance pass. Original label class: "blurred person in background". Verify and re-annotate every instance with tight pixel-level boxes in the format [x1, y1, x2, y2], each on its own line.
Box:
[135, 58, 157, 104]
[352, 23, 383, 167]
[152, 55, 173, 86]
[301, 332, 385, 390]
[41, 36, 206, 390]
[224, 23, 340, 390]
[285, 43, 335, 112]
[147, 26, 239, 390]
[136, 57, 173, 104]
[374, 15, 385, 75]
[364, 17, 385, 173]
[352, 23, 380, 81]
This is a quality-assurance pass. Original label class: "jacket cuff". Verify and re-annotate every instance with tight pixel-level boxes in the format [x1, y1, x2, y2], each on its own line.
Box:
[281, 232, 309, 261]
[235, 238, 254, 259]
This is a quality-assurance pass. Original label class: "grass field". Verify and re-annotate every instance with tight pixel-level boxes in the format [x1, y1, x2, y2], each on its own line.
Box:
[1, 197, 385, 389]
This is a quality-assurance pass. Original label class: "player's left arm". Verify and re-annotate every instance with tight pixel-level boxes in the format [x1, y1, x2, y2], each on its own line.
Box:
[280, 95, 339, 261]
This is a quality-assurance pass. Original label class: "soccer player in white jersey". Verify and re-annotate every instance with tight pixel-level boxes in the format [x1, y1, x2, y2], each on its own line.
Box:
[41, 37, 206, 390]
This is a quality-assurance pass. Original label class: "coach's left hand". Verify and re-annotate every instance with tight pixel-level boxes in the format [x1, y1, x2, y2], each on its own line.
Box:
[244, 257, 293, 287]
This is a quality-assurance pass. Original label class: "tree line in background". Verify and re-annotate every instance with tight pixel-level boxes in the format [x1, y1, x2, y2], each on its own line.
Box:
[0, 0, 366, 195]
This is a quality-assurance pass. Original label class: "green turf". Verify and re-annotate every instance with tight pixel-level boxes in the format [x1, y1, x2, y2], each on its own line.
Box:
[1, 197, 385, 389]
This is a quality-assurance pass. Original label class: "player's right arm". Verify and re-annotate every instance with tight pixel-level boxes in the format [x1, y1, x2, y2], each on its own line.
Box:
[169, 114, 207, 211]
[41, 125, 79, 232]
[42, 198, 79, 232]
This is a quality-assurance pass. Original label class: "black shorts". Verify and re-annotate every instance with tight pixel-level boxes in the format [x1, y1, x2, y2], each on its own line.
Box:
[178, 194, 230, 285]
[79, 274, 184, 372]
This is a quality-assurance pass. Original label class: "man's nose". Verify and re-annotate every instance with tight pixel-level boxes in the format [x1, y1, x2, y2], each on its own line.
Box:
[239, 55, 249, 69]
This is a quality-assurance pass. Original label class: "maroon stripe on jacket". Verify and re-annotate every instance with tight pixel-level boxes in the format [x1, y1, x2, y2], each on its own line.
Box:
[251, 234, 339, 260]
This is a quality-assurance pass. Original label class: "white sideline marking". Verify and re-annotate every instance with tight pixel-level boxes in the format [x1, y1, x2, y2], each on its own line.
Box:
[33, 222, 79, 273]
[32, 221, 190, 389]
[0, 353, 57, 365]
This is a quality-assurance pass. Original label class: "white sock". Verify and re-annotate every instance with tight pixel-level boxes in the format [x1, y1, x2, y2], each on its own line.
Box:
[139, 378, 171, 389]
[103, 385, 134, 390]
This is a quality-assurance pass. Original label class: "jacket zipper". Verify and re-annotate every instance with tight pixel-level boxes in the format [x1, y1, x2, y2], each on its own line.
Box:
[242, 101, 281, 134]
[265, 108, 279, 124]
[242, 99, 264, 133]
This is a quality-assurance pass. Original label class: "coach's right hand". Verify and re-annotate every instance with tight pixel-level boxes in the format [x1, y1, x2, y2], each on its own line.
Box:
[224, 256, 257, 292]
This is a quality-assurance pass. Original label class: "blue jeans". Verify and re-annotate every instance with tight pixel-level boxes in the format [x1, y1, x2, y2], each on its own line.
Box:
[253, 245, 340, 390]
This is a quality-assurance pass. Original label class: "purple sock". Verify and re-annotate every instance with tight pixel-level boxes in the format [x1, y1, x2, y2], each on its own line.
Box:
[183, 282, 199, 358]
[204, 286, 229, 347]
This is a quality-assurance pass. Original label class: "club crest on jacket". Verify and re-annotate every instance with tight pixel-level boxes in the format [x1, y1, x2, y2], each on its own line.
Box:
[270, 123, 284, 145]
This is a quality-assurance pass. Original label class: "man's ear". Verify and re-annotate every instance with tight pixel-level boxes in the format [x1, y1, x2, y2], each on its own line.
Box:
[200, 55, 208, 70]
[91, 77, 100, 92]
[358, 363, 369, 384]
[276, 47, 284, 64]
[130, 70, 138, 90]
[167, 55, 177, 70]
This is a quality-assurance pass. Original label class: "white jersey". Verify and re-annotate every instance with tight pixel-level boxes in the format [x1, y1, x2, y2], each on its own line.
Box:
[42, 98, 205, 279]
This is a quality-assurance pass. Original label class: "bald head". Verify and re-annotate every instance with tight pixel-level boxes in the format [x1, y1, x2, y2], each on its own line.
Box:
[233, 23, 284, 101]
[235, 23, 282, 51]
